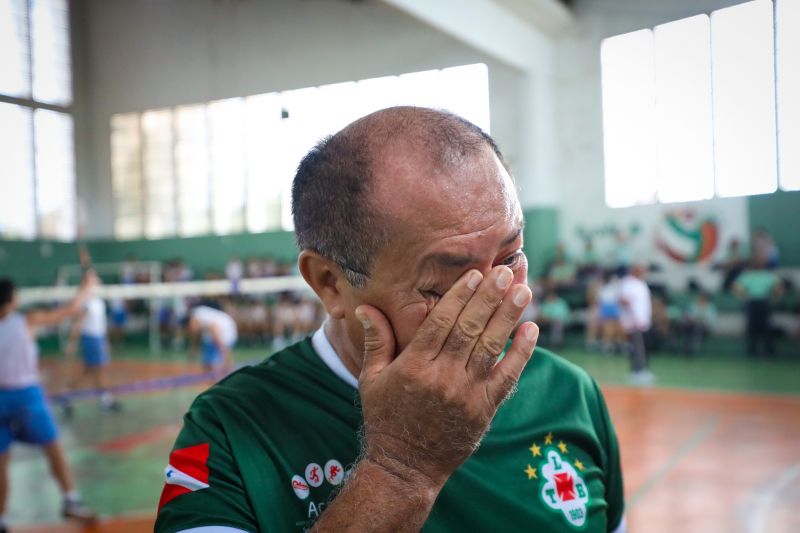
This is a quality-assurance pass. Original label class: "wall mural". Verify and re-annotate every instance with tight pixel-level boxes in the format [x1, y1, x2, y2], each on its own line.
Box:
[655, 210, 720, 264]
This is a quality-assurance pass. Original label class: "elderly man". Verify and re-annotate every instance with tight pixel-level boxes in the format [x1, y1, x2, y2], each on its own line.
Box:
[156, 107, 625, 532]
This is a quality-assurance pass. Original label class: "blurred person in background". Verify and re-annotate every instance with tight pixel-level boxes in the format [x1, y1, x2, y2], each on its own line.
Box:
[681, 291, 717, 356]
[752, 227, 779, 269]
[734, 259, 784, 357]
[0, 275, 98, 527]
[188, 302, 238, 371]
[538, 290, 570, 348]
[619, 265, 654, 386]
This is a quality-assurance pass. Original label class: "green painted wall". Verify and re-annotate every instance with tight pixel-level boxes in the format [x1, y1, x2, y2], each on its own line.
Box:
[88, 230, 298, 276]
[0, 241, 82, 287]
[4, 191, 795, 287]
[748, 190, 800, 266]
[522, 207, 560, 279]
[0, 230, 298, 286]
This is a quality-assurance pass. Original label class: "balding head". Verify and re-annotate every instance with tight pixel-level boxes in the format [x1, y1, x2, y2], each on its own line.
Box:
[292, 106, 511, 288]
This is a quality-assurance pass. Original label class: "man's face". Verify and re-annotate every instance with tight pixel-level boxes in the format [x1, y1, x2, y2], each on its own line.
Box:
[337, 147, 527, 367]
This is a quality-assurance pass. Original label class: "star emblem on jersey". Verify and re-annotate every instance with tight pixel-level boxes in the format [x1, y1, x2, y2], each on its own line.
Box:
[292, 459, 347, 499]
[524, 435, 590, 529]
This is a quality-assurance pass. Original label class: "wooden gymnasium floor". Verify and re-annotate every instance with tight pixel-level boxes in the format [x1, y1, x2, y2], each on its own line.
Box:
[8, 343, 800, 533]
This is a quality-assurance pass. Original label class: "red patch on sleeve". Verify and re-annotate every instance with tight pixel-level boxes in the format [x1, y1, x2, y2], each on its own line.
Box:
[157, 443, 210, 512]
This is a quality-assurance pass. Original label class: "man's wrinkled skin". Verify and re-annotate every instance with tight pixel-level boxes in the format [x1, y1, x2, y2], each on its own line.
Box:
[298, 108, 539, 531]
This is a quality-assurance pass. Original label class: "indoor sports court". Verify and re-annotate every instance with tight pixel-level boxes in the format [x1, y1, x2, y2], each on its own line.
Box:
[1, 0, 798, 532]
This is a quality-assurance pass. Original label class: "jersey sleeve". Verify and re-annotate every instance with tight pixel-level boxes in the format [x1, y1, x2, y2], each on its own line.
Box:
[591, 379, 625, 532]
[155, 395, 257, 533]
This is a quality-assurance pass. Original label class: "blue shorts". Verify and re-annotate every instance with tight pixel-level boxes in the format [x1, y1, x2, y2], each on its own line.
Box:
[201, 340, 222, 367]
[111, 308, 127, 326]
[0, 386, 58, 453]
[599, 302, 621, 320]
[81, 335, 109, 367]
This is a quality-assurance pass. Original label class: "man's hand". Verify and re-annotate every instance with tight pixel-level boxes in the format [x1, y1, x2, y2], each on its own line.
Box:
[354, 266, 538, 490]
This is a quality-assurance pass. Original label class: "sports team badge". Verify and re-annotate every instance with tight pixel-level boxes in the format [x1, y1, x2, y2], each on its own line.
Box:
[523, 432, 590, 529]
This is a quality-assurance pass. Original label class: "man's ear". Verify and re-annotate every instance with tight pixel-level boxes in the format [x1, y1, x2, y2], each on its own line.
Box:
[298, 250, 347, 320]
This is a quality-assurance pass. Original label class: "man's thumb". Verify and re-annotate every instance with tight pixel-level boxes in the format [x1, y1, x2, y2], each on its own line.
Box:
[355, 305, 395, 378]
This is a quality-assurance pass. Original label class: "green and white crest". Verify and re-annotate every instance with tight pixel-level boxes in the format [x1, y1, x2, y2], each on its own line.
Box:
[539, 448, 590, 529]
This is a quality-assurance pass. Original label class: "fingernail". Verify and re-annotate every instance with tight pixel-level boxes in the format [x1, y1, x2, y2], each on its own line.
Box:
[512, 286, 529, 307]
[467, 271, 482, 291]
[496, 268, 512, 289]
[525, 324, 538, 342]
[355, 311, 371, 329]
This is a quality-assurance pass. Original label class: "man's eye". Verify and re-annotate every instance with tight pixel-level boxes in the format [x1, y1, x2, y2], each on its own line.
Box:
[502, 251, 524, 268]
[422, 289, 442, 301]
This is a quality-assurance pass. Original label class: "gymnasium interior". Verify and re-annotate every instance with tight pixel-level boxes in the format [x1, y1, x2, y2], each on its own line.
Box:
[1, 0, 798, 531]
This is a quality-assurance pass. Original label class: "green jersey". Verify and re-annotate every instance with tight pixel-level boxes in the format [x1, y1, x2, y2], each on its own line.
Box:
[156, 331, 624, 532]
[736, 270, 780, 299]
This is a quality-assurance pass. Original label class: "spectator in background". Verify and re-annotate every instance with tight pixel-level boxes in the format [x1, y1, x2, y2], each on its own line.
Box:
[260, 257, 277, 277]
[538, 290, 570, 348]
[734, 259, 784, 357]
[246, 256, 262, 278]
[752, 227, 779, 269]
[578, 237, 603, 284]
[597, 270, 625, 354]
[120, 254, 137, 285]
[719, 238, 746, 292]
[226, 256, 244, 293]
[547, 244, 577, 291]
[682, 291, 717, 356]
[611, 229, 633, 271]
[619, 265, 654, 386]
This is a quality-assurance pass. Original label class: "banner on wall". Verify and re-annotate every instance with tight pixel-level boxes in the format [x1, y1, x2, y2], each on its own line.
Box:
[568, 199, 749, 291]
[655, 210, 720, 264]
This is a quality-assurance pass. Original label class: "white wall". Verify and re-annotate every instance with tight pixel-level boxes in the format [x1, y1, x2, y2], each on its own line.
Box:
[79, 0, 527, 238]
[553, 0, 752, 289]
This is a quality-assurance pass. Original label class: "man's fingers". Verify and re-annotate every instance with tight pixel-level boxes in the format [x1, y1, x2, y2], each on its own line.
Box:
[405, 270, 482, 359]
[486, 321, 539, 406]
[437, 266, 513, 363]
[466, 283, 531, 379]
[356, 305, 397, 383]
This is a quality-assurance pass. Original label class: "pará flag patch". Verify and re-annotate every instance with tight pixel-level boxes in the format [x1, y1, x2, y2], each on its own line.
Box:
[158, 443, 210, 511]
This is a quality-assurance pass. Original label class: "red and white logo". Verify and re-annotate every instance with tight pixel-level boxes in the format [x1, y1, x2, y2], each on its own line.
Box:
[325, 459, 344, 486]
[158, 443, 210, 511]
[292, 474, 310, 499]
[305, 462, 324, 488]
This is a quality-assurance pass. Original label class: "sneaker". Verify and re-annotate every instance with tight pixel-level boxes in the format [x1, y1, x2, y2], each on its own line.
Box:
[102, 400, 123, 412]
[63, 499, 97, 523]
[629, 370, 656, 388]
[60, 400, 74, 419]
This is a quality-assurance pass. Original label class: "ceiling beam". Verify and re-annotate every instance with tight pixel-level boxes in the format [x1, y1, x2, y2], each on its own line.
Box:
[380, 0, 553, 72]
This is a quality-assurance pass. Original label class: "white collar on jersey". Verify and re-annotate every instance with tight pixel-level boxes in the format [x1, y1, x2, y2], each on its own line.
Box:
[312, 324, 359, 389]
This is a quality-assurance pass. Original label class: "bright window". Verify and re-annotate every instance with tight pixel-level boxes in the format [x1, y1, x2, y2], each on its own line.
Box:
[0, 0, 73, 240]
[600, 29, 656, 208]
[776, 0, 800, 191]
[0, 103, 35, 239]
[711, 0, 777, 197]
[654, 15, 714, 203]
[601, 0, 790, 206]
[110, 63, 490, 238]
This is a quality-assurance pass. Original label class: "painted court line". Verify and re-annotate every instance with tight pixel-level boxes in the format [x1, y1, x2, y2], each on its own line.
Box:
[748, 461, 800, 533]
[628, 415, 720, 509]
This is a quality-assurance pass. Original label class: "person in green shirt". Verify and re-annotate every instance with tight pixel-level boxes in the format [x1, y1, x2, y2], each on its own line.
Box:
[682, 291, 717, 355]
[538, 290, 571, 348]
[734, 261, 784, 356]
[156, 107, 625, 533]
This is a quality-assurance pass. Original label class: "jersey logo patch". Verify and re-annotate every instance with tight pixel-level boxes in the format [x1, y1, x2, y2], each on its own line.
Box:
[524, 433, 590, 530]
[158, 443, 210, 511]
